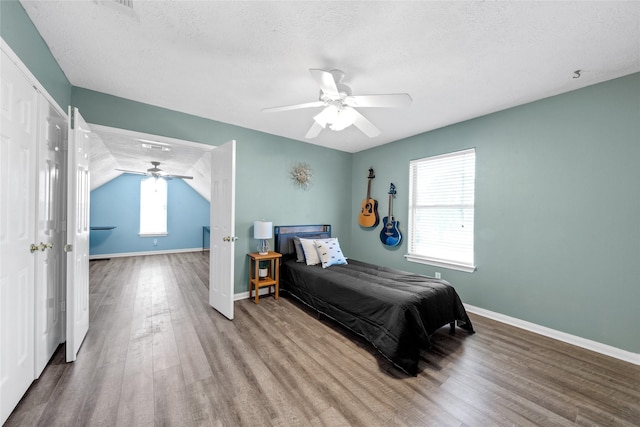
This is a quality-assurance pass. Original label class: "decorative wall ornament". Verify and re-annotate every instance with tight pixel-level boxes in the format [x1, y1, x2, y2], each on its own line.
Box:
[290, 162, 313, 189]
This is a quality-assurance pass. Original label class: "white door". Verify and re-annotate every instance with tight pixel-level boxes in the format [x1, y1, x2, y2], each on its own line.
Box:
[34, 96, 66, 376]
[0, 50, 37, 425]
[209, 140, 236, 319]
[65, 107, 90, 362]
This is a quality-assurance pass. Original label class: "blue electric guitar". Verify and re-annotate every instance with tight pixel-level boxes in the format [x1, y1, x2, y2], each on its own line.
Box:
[380, 183, 402, 246]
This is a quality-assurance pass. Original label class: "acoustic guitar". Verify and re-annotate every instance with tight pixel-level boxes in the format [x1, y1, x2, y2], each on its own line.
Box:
[380, 183, 402, 246]
[358, 167, 379, 228]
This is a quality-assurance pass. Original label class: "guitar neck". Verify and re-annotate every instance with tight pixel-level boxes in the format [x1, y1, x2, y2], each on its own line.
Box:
[366, 179, 372, 199]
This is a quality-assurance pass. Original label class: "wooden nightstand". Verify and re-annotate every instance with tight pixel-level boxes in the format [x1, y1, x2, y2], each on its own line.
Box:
[248, 251, 282, 304]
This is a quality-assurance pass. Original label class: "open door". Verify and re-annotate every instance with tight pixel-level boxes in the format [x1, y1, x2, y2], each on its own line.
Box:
[209, 140, 236, 319]
[65, 107, 90, 362]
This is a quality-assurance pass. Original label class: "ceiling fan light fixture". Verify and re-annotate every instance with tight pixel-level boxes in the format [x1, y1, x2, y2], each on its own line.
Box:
[313, 104, 357, 131]
[264, 68, 410, 138]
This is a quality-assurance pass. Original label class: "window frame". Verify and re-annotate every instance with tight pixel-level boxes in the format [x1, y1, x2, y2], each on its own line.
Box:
[405, 148, 476, 273]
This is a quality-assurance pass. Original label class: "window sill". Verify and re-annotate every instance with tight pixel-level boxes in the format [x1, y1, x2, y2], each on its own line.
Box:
[139, 233, 168, 237]
[404, 254, 476, 273]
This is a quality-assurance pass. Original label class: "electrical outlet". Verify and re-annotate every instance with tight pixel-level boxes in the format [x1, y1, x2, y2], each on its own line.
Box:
[435, 272, 441, 279]
[153, 238, 158, 246]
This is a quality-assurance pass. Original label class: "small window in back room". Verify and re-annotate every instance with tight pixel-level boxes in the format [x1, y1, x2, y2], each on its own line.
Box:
[406, 148, 476, 272]
[139, 177, 167, 236]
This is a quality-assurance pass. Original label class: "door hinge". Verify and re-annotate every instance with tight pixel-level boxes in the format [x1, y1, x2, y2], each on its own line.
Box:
[61, 301, 66, 312]
[64, 244, 73, 253]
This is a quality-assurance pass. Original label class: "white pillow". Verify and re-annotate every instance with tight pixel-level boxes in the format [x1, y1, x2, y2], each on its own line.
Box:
[314, 238, 348, 268]
[299, 238, 321, 265]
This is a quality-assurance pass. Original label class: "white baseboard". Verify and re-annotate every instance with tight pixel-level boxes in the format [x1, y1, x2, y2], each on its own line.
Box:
[234, 287, 275, 301]
[89, 247, 206, 259]
[465, 304, 639, 366]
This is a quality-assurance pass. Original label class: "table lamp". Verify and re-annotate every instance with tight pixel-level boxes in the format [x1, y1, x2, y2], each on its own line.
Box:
[254, 220, 273, 255]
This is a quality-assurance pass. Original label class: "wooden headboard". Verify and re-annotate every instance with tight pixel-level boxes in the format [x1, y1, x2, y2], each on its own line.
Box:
[274, 224, 331, 255]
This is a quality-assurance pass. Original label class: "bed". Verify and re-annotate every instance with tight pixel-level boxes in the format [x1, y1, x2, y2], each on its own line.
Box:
[274, 224, 475, 375]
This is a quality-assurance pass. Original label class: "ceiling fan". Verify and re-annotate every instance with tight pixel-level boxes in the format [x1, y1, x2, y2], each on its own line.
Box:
[263, 68, 412, 139]
[116, 161, 193, 180]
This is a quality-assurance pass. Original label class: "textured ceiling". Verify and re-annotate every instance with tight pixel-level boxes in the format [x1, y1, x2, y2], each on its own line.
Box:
[21, 1, 640, 157]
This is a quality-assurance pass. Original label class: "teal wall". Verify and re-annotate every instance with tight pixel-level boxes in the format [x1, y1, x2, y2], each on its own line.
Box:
[351, 73, 640, 354]
[3, 1, 638, 355]
[0, 0, 71, 110]
[90, 174, 210, 256]
[71, 88, 353, 294]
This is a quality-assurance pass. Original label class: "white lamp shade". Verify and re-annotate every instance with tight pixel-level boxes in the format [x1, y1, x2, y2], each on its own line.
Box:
[313, 105, 357, 131]
[253, 221, 273, 239]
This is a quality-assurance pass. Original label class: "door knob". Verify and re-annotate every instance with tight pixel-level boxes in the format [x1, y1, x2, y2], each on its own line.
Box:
[30, 243, 39, 253]
[38, 242, 53, 251]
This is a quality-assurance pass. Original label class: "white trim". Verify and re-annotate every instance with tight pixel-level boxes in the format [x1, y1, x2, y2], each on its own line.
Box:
[89, 247, 204, 259]
[405, 254, 476, 273]
[465, 304, 640, 366]
[0, 38, 67, 118]
[234, 287, 275, 301]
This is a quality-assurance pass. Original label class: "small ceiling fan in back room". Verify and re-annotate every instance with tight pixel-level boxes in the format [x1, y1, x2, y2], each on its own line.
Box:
[116, 161, 193, 179]
[262, 68, 412, 139]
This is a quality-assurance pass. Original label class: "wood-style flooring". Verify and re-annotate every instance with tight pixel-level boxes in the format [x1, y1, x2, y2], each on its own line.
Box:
[5, 252, 639, 426]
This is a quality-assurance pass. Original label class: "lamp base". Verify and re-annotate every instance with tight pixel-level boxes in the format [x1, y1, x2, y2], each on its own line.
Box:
[257, 239, 270, 255]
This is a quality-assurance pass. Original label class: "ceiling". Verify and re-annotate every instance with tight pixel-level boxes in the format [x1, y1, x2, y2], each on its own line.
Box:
[20, 1, 640, 159]
[88, 125, 213, 198]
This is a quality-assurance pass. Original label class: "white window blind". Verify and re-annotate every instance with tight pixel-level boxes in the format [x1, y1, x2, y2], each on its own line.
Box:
[406, 148, 476, 272]
[140, 177, 167, 236]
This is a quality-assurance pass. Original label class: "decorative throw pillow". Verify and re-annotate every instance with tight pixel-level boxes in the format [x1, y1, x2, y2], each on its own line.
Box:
[299, 238, 321, 265]
[314, 238, 348, 268]
[292, 234, 328, 263]
[292, 237, 306, 262]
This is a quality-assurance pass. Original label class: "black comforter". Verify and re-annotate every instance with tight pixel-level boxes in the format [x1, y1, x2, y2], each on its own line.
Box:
[281, 259, 474, 375]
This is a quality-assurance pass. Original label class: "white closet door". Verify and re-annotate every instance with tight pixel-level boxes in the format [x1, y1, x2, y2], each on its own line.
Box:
[0, 50, 37, 425]
[34, 95, 66, 376]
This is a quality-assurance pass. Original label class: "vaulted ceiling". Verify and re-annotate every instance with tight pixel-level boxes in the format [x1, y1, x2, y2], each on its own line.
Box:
[19, 1, 640, 188]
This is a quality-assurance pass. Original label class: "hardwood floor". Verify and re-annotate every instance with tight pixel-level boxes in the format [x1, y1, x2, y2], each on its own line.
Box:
[5, 253, 639, 426]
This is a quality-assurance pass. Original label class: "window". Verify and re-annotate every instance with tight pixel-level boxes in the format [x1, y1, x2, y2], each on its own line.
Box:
[139, 177, 167, 236]
[406, 148, 476, 272]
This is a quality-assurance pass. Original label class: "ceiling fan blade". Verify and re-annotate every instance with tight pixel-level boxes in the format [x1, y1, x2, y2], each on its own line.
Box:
[309, 69, 339, 97]
[352, 109, 381, 138]
[345, 93, 412, 108]
[262, 101, 325, 113]
[115, 168, 147, 176]
[164, 174, 193, 180]
[305, 121, 324, 139]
